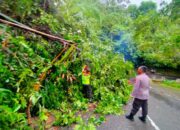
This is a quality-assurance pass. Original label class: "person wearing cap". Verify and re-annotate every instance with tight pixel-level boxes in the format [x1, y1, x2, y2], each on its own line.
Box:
[126, 66, 150, 123]
[82, 64, 93, 102]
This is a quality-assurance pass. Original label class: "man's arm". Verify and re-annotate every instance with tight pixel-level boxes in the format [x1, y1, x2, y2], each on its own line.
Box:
[128, 78, 136, 84]
[133, 77, 141, 95]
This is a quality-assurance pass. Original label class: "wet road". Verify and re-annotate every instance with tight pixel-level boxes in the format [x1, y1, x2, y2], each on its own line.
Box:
[97, 83, 180, 130]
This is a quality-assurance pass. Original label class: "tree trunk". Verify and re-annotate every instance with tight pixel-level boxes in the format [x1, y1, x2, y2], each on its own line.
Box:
[26, 100, 32, 125]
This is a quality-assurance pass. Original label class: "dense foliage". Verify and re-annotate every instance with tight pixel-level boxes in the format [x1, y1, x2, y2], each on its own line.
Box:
[0, 0, 134, 129]
[127, 0, 180, 68]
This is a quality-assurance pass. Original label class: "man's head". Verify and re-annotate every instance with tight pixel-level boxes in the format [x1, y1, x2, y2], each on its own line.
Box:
[137, 66, 148, 74]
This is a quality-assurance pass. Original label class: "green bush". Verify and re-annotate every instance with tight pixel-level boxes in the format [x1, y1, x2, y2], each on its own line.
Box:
[162, 80, 180, 89]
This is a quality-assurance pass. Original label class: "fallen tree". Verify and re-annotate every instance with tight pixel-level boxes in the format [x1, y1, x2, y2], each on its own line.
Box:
[0, 18, 80, 51]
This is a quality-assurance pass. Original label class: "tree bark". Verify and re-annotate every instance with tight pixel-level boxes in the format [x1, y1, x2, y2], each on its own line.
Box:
[26, 100, 32, 125]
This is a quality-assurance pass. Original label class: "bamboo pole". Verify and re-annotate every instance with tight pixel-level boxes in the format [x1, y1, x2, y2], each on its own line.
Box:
[0, 18, 80, 51]
[0, 12, 28, 27]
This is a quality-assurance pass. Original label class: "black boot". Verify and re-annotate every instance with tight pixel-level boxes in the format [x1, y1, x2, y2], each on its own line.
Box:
[125, 113, 134, 121]
[138, 116, 146, 123]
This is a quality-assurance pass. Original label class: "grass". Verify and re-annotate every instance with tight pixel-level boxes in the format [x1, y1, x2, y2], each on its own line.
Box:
[161, 80, 180, 89]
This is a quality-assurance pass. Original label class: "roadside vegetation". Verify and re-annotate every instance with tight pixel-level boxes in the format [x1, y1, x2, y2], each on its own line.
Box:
[162, 80, 180, 89]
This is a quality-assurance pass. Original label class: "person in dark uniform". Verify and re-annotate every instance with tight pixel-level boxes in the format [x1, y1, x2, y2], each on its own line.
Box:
[82, 64, 93, 102]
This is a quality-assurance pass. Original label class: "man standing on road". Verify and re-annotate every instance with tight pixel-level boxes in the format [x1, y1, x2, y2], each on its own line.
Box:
[126, 66, 150, 123]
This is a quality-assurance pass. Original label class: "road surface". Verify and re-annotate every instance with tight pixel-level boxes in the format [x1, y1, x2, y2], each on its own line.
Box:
[97, 83, 180, 130]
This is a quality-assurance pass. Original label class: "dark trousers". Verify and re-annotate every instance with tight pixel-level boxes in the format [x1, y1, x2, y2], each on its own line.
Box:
[83, 85, 93, 99]
[131, 98, 148, 117]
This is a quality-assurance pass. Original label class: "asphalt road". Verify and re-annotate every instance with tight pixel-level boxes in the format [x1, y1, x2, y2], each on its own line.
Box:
[97, 83, 180, 130]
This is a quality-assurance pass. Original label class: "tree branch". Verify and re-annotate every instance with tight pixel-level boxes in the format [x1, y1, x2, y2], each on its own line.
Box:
[0, 18, 80, 51]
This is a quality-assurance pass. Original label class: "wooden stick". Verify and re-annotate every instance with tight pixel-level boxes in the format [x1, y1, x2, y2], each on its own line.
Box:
[51, 46, 69, 64]
[0, 18, 80, 51]
[0, 12, 28, 27]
